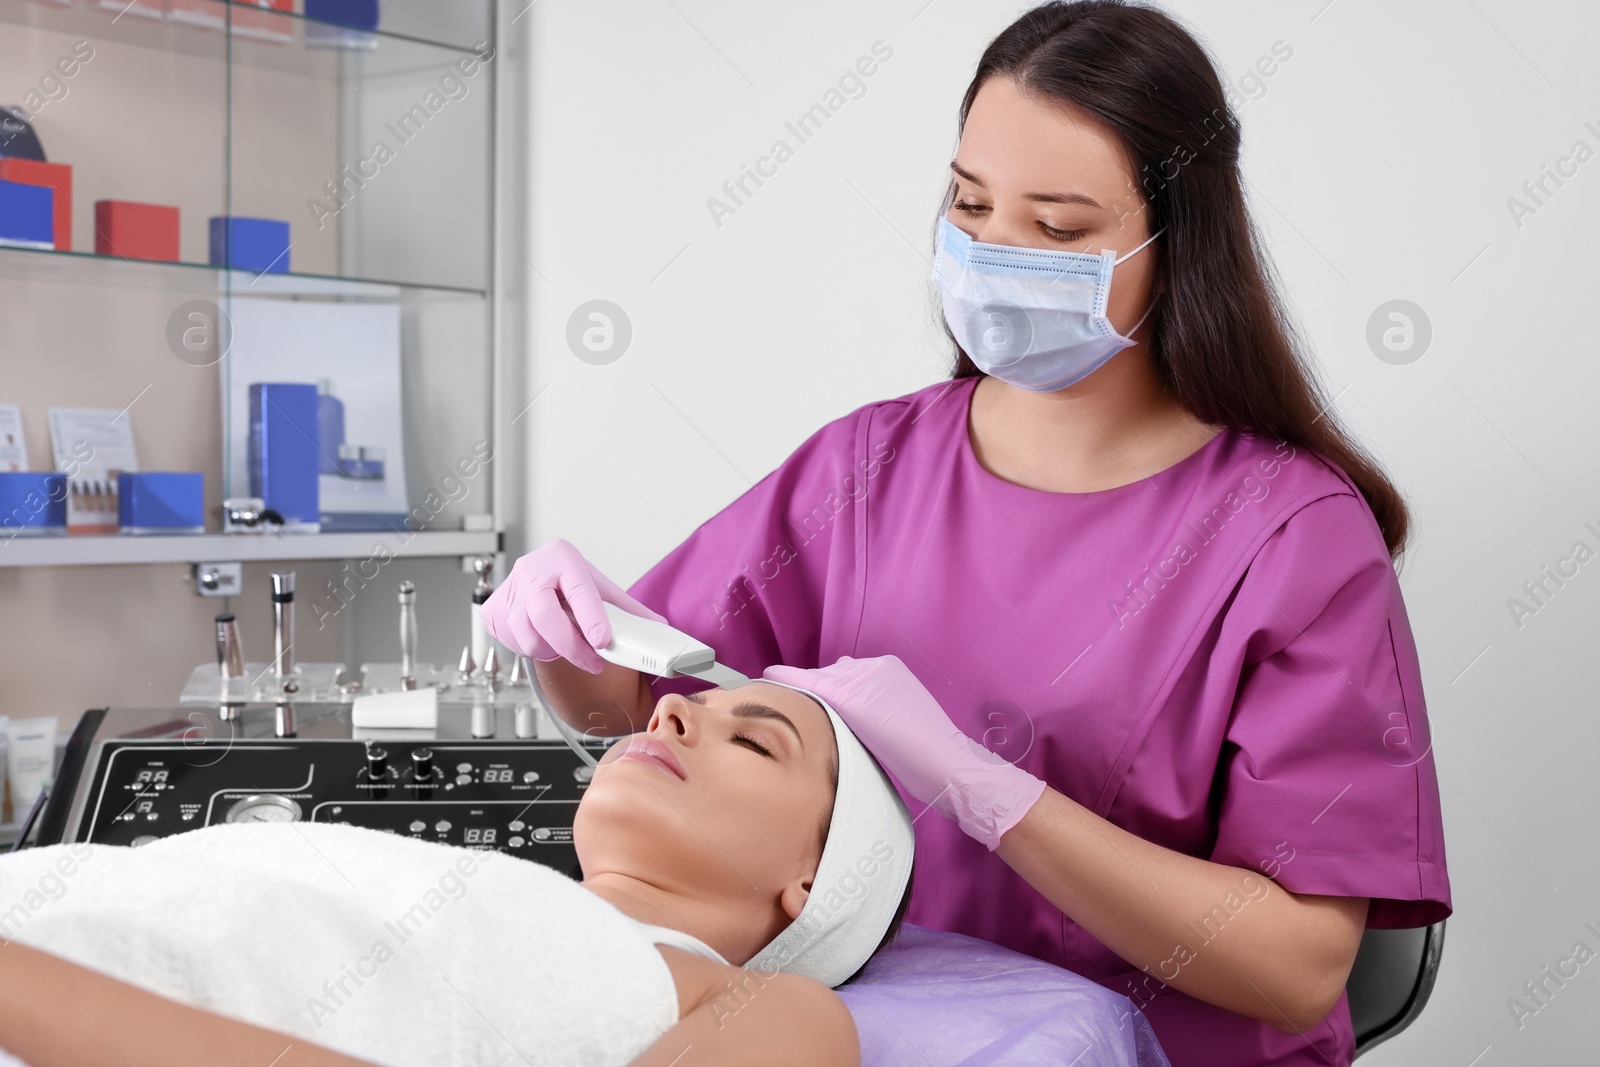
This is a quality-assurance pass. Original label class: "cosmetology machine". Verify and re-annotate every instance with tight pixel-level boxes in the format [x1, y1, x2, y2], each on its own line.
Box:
[30, 563, 753, 875]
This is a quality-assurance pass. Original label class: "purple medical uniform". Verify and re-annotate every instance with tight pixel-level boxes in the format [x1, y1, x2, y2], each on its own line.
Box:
[628, 376, 1451, 1067]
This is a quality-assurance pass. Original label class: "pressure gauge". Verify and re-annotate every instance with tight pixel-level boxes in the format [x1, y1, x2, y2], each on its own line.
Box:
[225, 794, 303, 824]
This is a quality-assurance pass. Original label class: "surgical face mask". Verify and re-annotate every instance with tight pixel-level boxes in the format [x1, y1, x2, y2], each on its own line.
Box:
[933, 214, 1165, 392]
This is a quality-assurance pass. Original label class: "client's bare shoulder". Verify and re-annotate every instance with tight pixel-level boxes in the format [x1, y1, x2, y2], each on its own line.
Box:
[632, 946, 860, 1067]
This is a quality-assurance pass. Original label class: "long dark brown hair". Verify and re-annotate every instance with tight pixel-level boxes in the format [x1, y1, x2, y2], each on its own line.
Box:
[947, 0, 1410, 561]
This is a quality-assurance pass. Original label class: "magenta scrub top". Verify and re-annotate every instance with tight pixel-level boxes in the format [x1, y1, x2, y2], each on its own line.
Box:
[627, 375, 1451, 1067]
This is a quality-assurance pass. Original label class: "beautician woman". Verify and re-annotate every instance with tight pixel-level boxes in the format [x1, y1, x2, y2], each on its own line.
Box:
[483, 3, 1451, 1064]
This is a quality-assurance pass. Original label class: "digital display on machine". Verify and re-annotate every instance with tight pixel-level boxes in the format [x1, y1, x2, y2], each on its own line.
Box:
[464, 828, 498, 844]
[483, 768, 513, 783]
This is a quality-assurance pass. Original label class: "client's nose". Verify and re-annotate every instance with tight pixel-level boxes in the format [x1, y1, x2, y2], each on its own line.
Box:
[648, 693, 699, 745]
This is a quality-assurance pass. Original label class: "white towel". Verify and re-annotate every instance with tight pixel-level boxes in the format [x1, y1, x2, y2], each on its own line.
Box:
[0, 823, 680, 1067]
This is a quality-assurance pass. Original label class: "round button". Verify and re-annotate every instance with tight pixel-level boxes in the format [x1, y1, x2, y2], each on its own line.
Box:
[456, 762, 473, 774]
[522, 770, 539, 783]
[435, 820, 451, 833]
[409, 820, 426, 833]
[532, 827, 552, 842]
[225, 794, 302, 825]
[131, 835, 159, 847]
[573, 765, 594, 783]
[508, 820, 525, 832]
[509, 835, 525, 848]
[456, 773, 472, 786]
[146, 812, 158, 821]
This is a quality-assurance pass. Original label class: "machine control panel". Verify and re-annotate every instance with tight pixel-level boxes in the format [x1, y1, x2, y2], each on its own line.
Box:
[75, 738, 596, 878]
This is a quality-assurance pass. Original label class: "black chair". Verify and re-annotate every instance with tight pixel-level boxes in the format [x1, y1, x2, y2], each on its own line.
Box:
[1346, 921, 1446, 1057]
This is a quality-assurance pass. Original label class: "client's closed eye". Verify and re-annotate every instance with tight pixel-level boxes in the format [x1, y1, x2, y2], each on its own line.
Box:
[733, 731, 774, 758]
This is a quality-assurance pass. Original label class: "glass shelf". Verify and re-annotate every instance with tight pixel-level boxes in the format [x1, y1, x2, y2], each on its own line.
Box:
[0, 529, 499, 567]
[0, 0, 491, 74]
[3, 0, 494, 292]
[0, 243, 487, 298]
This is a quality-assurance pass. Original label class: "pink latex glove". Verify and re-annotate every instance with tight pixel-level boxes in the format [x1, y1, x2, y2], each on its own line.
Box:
[763, 655, 1047, 851]
[479, 538, 670, 674]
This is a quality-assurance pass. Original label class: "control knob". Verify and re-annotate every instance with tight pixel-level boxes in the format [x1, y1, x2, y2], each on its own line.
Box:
[366, 746, 389, 781]
[412, 747, 435, 782]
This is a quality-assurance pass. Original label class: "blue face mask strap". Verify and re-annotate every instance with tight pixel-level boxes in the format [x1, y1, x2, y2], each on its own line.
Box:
[1113, 226, 1165, 266]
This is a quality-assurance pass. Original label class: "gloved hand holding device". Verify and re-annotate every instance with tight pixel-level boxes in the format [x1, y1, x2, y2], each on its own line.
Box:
[763, 655, 1047, 851]
[480, 538, 669, 674]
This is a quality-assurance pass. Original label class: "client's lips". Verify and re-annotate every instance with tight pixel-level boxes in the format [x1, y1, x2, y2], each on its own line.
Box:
[615, 735, 687, 781]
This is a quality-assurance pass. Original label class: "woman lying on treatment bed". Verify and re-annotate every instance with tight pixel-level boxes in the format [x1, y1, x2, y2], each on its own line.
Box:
[0, 680, 915, 1067]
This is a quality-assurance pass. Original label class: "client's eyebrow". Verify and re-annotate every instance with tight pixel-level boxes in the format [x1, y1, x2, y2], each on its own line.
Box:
[684, 690, 805, 752]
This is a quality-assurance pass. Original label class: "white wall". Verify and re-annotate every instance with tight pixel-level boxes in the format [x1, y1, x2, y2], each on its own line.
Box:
[519, 0, 1599, 1062]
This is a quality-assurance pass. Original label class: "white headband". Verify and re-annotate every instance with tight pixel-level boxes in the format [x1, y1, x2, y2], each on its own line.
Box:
[744, 680, 916, 988]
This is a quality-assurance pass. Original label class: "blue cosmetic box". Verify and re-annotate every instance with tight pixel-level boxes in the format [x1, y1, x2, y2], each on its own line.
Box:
[0, 179, 54, 249]
[117, 471, 205, 534]
[305, 0, 380, 29]
[0, 473, 67, 536]
[248, 383, 320, 530]
[209, 216, 291, 273]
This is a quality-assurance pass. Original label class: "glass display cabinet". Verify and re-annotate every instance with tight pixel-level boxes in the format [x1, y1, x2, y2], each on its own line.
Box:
[0, 0, 505, 567]
[0, 2, 525, 839]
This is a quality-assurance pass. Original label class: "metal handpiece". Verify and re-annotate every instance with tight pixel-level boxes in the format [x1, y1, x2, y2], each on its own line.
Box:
[215, 613, 244, 679]
[510, 654, 535, 738]
[483, 646, 502, 691]
[270, 571, 296, 685]
[398, 581, 418, 691]
[470, 556, 494, 677]
[216, 611, 246, 718]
